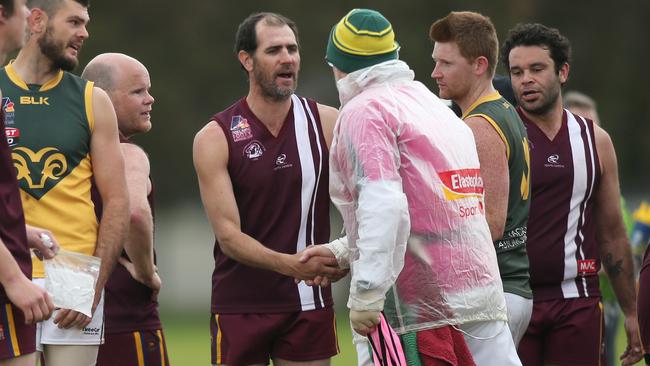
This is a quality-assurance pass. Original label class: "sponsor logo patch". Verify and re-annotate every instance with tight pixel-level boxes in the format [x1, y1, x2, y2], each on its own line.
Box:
[82, 326, 101, 336]
[230, 115, 252, 142]
[578, 259, 597, 274]
[439, 169, 484, 200]
[4, 127, 19, 146]
[274, 153, 293, 170]
[545, 153, 565, 168]
[2, 97, 15, 125]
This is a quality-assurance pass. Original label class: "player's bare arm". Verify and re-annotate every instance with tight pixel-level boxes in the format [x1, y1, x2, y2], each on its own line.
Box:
[316, 103, 338, 149]
[593, 125, 642, 365]
[194, 122, 344, 281]
[117, 143, 159, 294]
[0, 238, 54, 324]
[55, 87, 129, 329]
[465, 115, 509, 241]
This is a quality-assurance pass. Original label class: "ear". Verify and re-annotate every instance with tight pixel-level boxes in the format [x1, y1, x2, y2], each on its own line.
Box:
[473, 56, 490, 77]
[28, 7, 47, 35]
[558, 62, 570, 84]
[0, 5, 6, 25]
[238, 50, 254, 73]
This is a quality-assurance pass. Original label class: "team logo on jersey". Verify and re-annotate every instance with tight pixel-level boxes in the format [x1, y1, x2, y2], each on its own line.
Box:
[4, 127, 19, 146]
[243, 140, 264, 160]
[2, 97, 15, 125]
[230, 115, 252, 142]
[578, 259, 597, 274]
[12, 147, 69, 198]
[19, 96, 49, 105]
[439, 169, 484, 201]
[545, 154, 565, 168]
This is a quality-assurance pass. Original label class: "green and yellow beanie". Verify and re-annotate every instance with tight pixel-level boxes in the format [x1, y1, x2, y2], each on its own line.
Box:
[326, 9, 400, 74]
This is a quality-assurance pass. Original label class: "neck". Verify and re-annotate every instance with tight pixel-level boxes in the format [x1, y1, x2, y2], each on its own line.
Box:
[457, 78, 495, 114]
[11, 42, 60, 85]
[520, 97, 564, 138]
[246, 88, 292, 136]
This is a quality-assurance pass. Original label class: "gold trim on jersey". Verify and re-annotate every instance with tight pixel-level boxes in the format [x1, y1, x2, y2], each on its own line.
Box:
[4, 304, 21, 356]
[462, 91, 502, 120]
[5, 63, 64, 91]
[22, 155, 97, 278]
[84, 82, 95, 132]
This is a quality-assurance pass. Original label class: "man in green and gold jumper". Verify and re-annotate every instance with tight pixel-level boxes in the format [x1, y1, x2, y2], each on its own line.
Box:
[430, 11, 532, 345]
[0, 0, 129, 365]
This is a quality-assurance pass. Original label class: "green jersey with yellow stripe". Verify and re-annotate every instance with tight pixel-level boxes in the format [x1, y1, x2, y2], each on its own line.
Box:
[464, 91, 532, 298]
[0, 63, 97, 278]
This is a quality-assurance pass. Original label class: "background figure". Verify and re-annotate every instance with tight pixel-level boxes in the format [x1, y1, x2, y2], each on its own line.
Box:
[637, 202, 650, 364]
[430, 11, 533, 346]
[322, 8, 520, 366]
[193, 12, 343, 366]
[82, 53, 169, 366]
[1, 0, 129, 365]
[503, 23, 642, 366]
[0, 0, 56, 365]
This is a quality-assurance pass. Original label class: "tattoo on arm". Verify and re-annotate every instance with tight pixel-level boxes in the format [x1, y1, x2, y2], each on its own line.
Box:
[603, 253, 623, 278]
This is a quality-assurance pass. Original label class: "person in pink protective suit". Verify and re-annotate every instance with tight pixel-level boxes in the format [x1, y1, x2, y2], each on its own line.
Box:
[301, 8, 522, 366]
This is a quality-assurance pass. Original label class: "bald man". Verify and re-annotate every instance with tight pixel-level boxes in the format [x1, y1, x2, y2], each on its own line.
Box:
[82, 54, 169, 366]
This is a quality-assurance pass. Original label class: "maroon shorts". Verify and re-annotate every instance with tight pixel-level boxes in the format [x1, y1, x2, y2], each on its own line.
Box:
[518, 297, 604, 366]
[0, 303, 36, 360]
[96, 329, 170, 366]
[210, 308, 338, 365]
[638, 247, 650, 356]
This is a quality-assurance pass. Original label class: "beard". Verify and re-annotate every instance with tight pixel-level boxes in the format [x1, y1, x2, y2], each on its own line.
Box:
[252, 60, 297, 102]
[519, 82, 562, 116]
[38, 25, 78, 72]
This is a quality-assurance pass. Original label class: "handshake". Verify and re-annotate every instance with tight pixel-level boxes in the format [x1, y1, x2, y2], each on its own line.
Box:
[290, 242, 349, 287]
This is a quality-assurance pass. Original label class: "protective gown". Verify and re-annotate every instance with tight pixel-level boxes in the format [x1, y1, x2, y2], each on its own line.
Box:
[330, 60, 507, 334]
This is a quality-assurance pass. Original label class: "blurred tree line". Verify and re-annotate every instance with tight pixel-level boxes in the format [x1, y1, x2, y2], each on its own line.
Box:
[69, 0, 649, 207]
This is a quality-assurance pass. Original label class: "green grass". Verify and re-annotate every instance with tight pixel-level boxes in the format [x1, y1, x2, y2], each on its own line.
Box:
[160, 311, 356, 365]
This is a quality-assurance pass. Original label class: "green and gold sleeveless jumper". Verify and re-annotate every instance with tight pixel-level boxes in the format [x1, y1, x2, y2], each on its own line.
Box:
[0, 62, 97, 278]
[464, 91, 532, 298]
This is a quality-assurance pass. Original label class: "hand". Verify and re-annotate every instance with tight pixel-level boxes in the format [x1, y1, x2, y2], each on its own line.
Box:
[118, 257, 161, 300]
[620, 314, 643, 366]
[53, 309, 92, 329]
[295, 245, 349, 287]
[350, 309, 380, 336]
[4, 274, 54, 324]
[284, 251, 345, 282]
[25, 225, 59, 260]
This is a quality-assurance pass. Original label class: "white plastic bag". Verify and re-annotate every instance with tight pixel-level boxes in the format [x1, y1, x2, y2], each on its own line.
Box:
[44, 250, 101, 317]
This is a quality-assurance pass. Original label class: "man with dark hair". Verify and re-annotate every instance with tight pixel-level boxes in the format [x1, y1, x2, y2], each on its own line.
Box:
[0, 1, 57, 365]
[502, 23, 642, 366]
[0, 0, 129, 365]
[430, 11, 532, 346]
[83, 53, 169, 366]
[193, 12, 343, 365]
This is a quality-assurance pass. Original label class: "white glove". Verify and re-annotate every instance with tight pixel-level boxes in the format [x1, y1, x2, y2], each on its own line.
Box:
[350, 309, 380, 336]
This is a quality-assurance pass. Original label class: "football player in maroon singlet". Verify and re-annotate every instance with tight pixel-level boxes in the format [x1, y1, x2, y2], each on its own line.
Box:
[82, 53, 169, 366]
[194, 12, 345, 366]
[503, 23, 642, 366]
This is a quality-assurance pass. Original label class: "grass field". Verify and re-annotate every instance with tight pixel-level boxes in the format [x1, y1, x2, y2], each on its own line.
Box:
[161, 311, 643, 365]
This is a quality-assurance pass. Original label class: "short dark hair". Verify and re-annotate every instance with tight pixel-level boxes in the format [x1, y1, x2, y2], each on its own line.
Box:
[0, 0, 16, 17]
[27, 0, 89, 16]
[234, 12, 298, 55]
[501, 23, 571, 74]
[430, 11, 499, 76]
